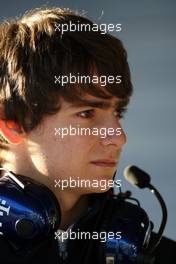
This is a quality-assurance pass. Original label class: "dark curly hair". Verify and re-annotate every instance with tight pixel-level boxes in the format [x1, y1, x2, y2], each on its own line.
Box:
[0, 7, 133, 139]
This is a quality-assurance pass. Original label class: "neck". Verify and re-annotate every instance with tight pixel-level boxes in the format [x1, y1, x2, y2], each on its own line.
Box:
[53, 191, 89, 230]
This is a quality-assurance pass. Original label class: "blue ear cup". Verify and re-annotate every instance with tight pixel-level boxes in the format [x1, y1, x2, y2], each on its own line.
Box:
[0, 170, 61, 246]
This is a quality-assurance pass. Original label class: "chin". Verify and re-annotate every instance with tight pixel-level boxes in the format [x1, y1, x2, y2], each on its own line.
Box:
[90, 184, 112, 194]
[93, 187, 111, 194]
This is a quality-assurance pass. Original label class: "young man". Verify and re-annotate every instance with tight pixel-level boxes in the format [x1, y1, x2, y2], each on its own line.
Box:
[0, 7, 175, 264]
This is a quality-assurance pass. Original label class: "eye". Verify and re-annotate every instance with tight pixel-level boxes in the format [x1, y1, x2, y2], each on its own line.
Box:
[76, 109, 95, 119]
[113, 108, 127, 119]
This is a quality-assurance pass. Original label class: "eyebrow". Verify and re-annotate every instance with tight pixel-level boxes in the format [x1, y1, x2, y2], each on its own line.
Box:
[68, 98, 127, 110]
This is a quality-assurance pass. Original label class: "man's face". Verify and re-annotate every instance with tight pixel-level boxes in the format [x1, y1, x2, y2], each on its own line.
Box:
[26, 94, 127, 194]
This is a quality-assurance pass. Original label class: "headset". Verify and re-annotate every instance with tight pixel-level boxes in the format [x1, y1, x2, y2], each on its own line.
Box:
[0, 169, 61, 246]
[103, 165, 168, 264]
[0, 166, 167, 264]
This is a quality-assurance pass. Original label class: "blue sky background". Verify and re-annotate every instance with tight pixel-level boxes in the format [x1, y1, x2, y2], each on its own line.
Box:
[0, 0, 175, 240]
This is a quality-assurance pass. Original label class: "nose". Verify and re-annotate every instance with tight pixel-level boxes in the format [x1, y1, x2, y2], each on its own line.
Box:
[100, 121, 127, 148]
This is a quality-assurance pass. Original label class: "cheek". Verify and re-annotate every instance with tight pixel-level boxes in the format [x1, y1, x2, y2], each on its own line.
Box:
[47, 136, 93, 181]
[52, 134, 93, 161]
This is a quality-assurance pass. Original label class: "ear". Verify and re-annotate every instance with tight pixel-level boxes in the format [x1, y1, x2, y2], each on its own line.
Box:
[0, 119, 24, 145]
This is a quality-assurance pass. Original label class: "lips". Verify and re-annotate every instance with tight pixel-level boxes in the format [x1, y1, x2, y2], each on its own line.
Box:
[90, 159, 118, 167]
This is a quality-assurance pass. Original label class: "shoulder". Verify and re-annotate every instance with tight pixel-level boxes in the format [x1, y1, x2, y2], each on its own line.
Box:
[0, 236, 18, 264]
[0, 235, 59, 264]
[152, 233, 176, 263]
